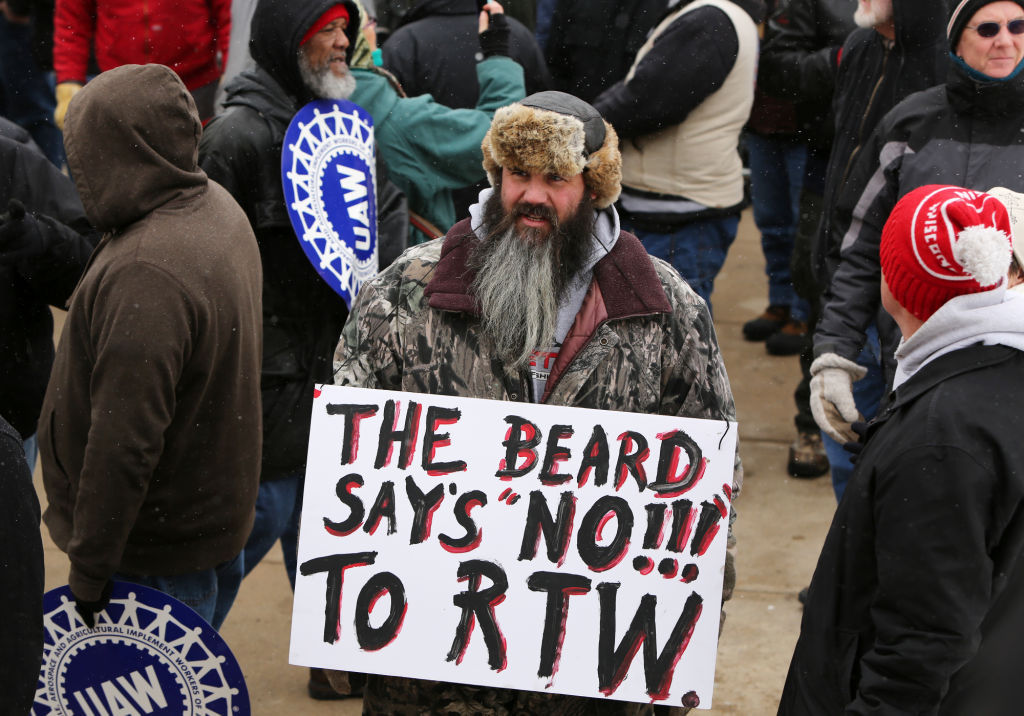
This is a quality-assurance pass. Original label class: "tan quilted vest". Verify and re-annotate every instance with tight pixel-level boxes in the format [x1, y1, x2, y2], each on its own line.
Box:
[620, 0, 758, 207]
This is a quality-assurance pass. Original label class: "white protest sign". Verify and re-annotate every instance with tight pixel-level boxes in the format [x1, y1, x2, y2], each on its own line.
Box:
[290, 385, 737, 709]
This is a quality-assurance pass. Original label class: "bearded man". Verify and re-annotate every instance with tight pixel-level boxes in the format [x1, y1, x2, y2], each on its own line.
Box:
[199, 0, 363, 607]
[198, 0, 370, 702]
[333, 91, 741, 715]
[199, 0, 524, 700]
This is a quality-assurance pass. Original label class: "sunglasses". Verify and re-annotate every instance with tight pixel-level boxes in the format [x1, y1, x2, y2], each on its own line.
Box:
[967, 19, 1024, 38]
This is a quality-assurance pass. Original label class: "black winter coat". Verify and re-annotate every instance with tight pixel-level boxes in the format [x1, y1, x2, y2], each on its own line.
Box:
[200, 68, 351, 481]
[756, 0, 857, 153]
[812, 0, 949, 286]
[200, 0, 408, 480]
[780, 345, 1024, 715]
[0, 414, 43, 714]
[0, 134, 96, 439]
[383, 0, 550, 107]
[199, 0, 361, 480]
[815, 54, 1024, 385]
[545, 0, 668, 103]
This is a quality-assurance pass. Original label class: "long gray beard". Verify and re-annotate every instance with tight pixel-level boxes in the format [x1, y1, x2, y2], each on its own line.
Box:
[298, 51, 356, 99]
[472, 225, 560, 371]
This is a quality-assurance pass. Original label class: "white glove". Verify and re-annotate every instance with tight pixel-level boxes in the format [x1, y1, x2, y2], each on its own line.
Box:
[810, 352, 868, 444]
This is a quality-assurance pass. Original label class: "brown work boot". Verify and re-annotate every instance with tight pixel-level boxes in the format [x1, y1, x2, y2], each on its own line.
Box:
[787, 430, 829, 478]
[308, 666, 362, 700]
[765, 318, 809, 356]
[742, 305, 789, 341]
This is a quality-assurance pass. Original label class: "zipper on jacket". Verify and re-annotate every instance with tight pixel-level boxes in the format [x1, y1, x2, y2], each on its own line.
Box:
[840, 44, 890, 188]
[504, 371, 529, 403]
[541, 309, 664, 404]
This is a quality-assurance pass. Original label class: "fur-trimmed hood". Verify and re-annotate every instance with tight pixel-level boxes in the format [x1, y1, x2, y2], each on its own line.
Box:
[481, 91, 622, 209]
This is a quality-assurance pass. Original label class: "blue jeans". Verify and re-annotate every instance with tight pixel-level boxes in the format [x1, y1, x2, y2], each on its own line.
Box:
[535, 0, 558, 50]
[0, 16, 65, 167]
[747, 133, 808, 321]
[22, 433, 37, 473]
[116, 552, 244, 630]
[243, 472, 304, 589]
[822, 324, 884, 501]
[625, 215, 740, 314]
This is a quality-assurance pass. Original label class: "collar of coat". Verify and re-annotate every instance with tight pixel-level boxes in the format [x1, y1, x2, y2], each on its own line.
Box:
[866, 344, 1022, 443]
[423, 217, 673, 319]
[946, 53, 1024, 118]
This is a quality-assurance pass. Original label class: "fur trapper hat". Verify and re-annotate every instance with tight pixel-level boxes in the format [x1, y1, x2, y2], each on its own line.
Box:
[481, 91, 622, 209]
[880, 184, 1013, 321]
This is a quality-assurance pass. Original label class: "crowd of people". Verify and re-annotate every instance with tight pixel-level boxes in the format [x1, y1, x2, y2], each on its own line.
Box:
[1, 0, 1022, 713]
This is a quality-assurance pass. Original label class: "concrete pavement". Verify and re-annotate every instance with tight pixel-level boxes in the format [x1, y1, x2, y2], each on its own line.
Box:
[36, 208, 839, 714]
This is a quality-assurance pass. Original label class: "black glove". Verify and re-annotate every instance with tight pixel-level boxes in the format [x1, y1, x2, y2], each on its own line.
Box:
[0, 198, 46, 266]
[479, 11, 510, 58]
[74, 580, 113, 629]
[842, 420, 869, 464]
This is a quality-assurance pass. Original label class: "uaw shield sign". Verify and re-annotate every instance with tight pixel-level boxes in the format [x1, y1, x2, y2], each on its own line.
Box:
[35, 582, 249, 715]
[282, 99, 378, 307]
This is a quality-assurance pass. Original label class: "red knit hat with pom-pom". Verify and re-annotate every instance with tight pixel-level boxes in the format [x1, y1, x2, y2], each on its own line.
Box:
[880, 184, 1013, 321]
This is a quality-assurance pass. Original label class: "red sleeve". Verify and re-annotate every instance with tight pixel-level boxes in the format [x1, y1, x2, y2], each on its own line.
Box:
[54, 0, 97, 85]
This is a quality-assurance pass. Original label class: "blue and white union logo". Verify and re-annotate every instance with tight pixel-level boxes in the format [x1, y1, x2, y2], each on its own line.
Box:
[282, 99, 378, 307]
[35, 582, 249, 715]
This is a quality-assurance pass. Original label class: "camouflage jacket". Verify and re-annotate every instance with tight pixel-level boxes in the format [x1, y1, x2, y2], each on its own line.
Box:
[333, 218, 740, 715]
[335, 218, 738, 466]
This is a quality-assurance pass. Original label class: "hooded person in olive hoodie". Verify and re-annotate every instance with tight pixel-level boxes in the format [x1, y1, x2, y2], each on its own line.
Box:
[38, 64, 263, 631]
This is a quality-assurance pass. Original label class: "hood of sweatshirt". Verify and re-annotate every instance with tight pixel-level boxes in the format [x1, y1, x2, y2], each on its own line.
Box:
[63, 64, 206, 232]
[893, 287, 1024, 388]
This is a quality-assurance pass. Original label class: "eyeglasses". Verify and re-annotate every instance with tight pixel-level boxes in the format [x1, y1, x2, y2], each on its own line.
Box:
[967, 19, 1024, 38]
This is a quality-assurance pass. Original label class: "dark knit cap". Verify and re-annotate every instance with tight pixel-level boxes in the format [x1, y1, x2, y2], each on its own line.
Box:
[948, 0, 1024, 49]
[300, 6, 351, 46]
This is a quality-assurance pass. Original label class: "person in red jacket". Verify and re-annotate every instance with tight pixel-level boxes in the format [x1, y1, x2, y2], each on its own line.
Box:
[52, 0, 230, 125]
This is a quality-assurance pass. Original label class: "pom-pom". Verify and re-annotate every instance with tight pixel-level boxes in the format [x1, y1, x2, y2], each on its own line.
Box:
[954, 225, 1011, 287]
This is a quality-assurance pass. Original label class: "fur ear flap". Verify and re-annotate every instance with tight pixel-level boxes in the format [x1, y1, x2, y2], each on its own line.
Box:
[481, 126, 501, 189]
[586, 120, 621, 209]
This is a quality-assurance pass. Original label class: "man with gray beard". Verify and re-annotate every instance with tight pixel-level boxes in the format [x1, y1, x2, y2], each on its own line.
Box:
[333, 90, 741, 715]
[469, 176, 595, 373]
[198, 0, 368, 701]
